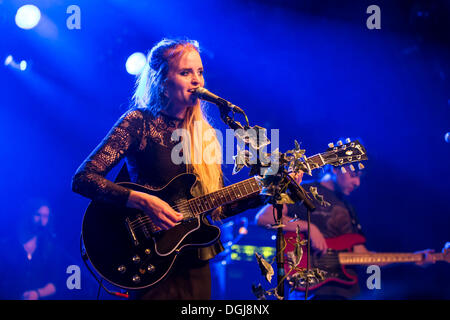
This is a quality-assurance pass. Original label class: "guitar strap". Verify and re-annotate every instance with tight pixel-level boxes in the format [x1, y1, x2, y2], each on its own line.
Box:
[340, 196, 365, 238]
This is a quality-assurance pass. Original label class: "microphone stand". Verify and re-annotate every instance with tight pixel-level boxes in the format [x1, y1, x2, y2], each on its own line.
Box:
[213, 97, 315, 300]
[273, 170, 315, 300]
[274, 202, 285, 299]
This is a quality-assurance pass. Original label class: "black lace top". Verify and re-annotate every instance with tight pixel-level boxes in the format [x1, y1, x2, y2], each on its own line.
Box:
[72, 107, 262, 218]
[72, 108, 189, 205]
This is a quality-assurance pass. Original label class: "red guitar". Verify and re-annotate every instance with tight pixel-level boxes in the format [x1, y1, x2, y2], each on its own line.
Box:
[283, 232, 450, 291]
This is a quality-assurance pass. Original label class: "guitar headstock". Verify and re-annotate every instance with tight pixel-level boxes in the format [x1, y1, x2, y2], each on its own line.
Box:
[323, 139, 368, 169]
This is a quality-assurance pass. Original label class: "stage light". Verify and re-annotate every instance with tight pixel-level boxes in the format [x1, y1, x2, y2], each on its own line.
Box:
[20, 60, 27, 71]
[125, 52, 146, 75]
[4, 55, 13, 66]
[4, 55, 28, 71]
[238, 226, 248, 235]
[445, 132, 450, 143]
[15, 5, 41, 30]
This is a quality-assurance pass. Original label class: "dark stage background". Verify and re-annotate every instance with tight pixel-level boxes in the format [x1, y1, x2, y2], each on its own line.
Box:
[0, 0, 449, 300]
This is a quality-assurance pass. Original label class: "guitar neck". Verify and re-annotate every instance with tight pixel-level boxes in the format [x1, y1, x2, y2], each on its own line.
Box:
[338, 252, 444, 265]
[188, 177, 262, 216]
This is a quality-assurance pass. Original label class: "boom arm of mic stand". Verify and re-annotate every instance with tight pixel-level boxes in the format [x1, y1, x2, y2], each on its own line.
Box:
[285, 172, 316, 212]
[219, 106, 245, 130]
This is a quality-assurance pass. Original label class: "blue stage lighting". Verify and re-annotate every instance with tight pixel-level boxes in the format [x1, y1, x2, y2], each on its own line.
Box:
[125, 52, 146, 75]
[15, 5, 41, 30]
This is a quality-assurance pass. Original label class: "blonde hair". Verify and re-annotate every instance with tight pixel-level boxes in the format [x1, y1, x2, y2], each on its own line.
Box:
[133, 38, 223, 195]
[181, 103, 223, 195]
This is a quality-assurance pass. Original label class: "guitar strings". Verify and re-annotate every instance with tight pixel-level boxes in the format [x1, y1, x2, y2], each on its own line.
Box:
[127, 148, 364, 232]
[129, 201, 204, 230]
[128, 202, 190, 227]
[129, 200, 199, 230]
[127, 150, 361, 232]
[129, 178, 261, 230]
[129, 173, 334, 231]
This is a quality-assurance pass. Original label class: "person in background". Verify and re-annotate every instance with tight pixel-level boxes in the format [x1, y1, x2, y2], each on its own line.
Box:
[0, 198, 61, 300]
[256, 164, 435, 300]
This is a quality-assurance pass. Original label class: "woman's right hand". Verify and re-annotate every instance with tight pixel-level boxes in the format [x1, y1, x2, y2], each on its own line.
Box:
[127, 190, 183, 230]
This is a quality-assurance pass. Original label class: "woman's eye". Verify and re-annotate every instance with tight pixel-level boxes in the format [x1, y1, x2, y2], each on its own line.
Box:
[180, 71, 189, 76]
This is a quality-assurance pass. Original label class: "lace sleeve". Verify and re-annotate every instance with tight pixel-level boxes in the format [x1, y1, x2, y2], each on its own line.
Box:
[71, 109, 144, 205]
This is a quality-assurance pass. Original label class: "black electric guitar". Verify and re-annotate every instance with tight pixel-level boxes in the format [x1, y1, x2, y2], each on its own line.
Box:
[81, 140, 367, 290]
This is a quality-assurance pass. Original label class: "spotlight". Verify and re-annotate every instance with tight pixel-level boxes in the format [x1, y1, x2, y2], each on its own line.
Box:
[4, 55, 28, 71]
[4, 55, 13, 66]
[238, 226, 248, 235]
[125, 52, 146, 75]
[15, 5, 41, 30]
[445, 132, 450, 143]
[20, 60, 27, 71]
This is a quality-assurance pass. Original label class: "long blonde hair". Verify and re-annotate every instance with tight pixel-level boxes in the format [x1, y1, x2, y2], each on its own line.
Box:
[133, 38, 223, 195]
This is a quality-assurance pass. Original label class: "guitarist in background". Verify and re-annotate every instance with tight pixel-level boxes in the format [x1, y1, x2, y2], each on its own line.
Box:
[71, 38, 263, 300]
[255, 164, 434, 300]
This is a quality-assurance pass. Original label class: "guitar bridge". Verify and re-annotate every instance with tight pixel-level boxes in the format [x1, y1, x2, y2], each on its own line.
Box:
[125, 217, 139, 246]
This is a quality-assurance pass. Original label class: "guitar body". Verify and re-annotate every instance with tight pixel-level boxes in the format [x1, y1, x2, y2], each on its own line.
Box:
[284, 232, 366, 291]
[81, 173, 221, 290]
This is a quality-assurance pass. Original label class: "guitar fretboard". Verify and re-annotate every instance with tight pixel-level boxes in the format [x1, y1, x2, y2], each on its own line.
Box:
[185, 151, 332, 216]
[182, 144, 367, 217]
[338, 252, 444, 265]
[187, 177, 262, 216]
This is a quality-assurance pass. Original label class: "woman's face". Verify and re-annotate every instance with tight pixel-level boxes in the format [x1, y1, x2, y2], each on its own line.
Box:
[164, 49, 205, 112]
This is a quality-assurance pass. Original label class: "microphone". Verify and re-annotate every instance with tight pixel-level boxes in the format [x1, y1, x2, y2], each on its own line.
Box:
[194, 87, 245, 114]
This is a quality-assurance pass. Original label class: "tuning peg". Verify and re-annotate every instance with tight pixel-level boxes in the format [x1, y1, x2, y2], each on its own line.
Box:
[349, 164, 355, 171]
[341, 167, 347, 174]
[337, 140, 343, 146]
[358, 163, 365, 170]
[345, 138, 351, 143]
[328, 142, 334, 148]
